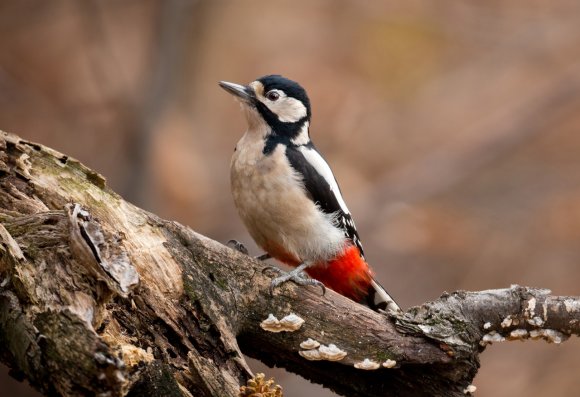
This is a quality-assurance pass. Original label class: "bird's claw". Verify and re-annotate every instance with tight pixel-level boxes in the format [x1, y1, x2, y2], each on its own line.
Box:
[268, 268, 326, 296]
[227, 239, 249, 255]
[262, 265, 284, 276]
[227, 240, 270, 261]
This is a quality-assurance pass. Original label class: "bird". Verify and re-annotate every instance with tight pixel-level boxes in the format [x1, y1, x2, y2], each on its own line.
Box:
[219, 75, 400, 313]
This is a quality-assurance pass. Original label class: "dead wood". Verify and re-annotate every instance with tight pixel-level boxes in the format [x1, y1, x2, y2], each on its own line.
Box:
[0, 131, 578, 397]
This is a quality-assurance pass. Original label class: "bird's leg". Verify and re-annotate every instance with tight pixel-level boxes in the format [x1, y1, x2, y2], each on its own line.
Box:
[268, 262, 326, 296]
[255, 253, 272, 261]
[227, 240, 271, 261]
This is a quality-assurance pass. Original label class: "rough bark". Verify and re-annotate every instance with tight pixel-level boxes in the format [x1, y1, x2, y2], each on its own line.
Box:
[0, 130, 578, 397]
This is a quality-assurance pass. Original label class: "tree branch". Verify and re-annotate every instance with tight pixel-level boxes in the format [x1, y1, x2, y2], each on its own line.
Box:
[0, 130, 578, 397]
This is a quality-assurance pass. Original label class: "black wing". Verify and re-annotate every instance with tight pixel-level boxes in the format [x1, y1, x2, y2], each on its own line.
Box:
[285, 143, 365, 257]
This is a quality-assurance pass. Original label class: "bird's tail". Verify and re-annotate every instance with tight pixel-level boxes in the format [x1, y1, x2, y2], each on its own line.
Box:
[366, 278, 401, 313]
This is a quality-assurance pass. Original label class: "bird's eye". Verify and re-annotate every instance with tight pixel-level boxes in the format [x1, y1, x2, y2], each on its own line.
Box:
[265, 91, 280, 101]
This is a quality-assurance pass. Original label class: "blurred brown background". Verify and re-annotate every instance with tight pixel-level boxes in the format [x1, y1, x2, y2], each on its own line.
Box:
[2, 1, 580, 396]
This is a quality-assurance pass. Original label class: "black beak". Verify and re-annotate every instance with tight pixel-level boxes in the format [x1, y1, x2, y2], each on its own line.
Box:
[219, 81, 254, 103]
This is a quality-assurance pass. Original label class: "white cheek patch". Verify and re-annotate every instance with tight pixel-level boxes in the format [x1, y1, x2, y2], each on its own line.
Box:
[270, 96, 308, 123]
[298, 146, 351, 215]
[257, 91, 308, 123]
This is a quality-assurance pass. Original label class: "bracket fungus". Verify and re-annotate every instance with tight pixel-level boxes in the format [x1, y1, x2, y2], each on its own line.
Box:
[318, 344, 347, 361]
[260, 313, 305, 333]
[480, 331, 505, 346]
[298, 343, 347, 362]
[382, 359, 397, 368]
[354, 358, 381, 370]
[279, 313, 305, 330]
[508, 329, 528, 340]
[298, 349, 322, 361]
[299, 338, 320, 350]
[529, 329, 567, 344]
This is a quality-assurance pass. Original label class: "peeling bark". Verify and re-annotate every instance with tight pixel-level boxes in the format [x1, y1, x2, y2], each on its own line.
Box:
[0, 130, 578, 397]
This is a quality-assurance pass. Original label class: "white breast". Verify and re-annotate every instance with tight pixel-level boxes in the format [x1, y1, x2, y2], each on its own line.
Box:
[230, 132, 346, 264]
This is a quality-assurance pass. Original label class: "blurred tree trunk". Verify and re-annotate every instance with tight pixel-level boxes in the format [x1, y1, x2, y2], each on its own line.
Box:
[0, 130, 579, 397]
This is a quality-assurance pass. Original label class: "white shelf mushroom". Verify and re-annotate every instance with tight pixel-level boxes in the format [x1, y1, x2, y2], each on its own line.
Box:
[382, 359, 397, 368]
[354, 358, 380, 370]
[300, 338, 320, 350]
[318, 344, 347, 361]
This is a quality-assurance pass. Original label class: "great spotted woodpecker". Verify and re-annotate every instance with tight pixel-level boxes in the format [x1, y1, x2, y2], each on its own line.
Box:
[219, 75, 400, 313]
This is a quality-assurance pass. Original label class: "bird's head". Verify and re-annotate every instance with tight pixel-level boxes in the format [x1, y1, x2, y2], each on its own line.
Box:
[219, 75, 311, 139]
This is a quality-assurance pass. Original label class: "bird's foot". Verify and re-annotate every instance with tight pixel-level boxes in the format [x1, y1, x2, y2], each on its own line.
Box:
[227, 240, 271, 261]
[267, 263, 326, 296]
[227, 239, 248, 255]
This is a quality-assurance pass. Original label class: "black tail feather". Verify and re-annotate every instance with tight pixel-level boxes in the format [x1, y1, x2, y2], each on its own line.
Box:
[365, 278, 401, 313]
